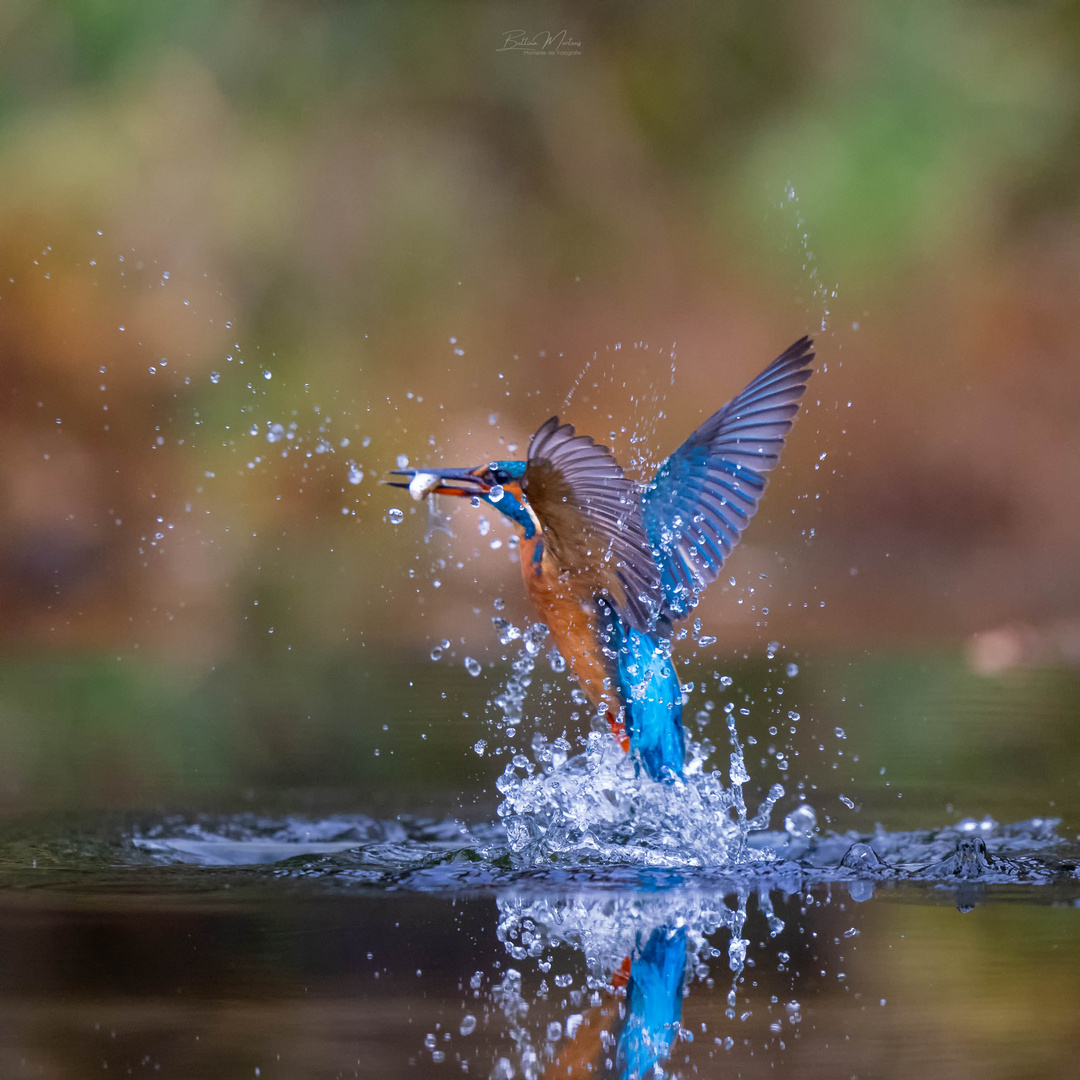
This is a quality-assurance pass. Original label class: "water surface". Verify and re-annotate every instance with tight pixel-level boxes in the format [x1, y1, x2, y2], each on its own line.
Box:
[0, 653, 1078, 1078]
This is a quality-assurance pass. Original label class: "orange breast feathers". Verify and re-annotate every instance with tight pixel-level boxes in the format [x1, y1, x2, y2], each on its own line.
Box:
[516, 533, 618, 717]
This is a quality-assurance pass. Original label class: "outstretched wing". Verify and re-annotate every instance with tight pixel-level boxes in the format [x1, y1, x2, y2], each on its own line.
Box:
[524, 417, 661, 632]
[642, 336, 814, 620]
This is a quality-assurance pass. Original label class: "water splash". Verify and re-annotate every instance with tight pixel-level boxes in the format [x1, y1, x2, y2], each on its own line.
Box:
[485, 887, 784, 1078]
[497, 890, 766, 977]
[494, 729, 784, 869]
[482, 614, 785, 869]
[489, 621, 549, 742]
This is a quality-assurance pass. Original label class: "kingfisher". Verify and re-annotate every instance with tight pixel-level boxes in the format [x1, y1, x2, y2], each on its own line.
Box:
[544, 926, 688, 1079]
[387, 337, 814, 783]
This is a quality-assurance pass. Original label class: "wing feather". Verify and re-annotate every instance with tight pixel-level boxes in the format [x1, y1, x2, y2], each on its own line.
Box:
[524, 418, 661, 631]
[642, 337, 814, 619]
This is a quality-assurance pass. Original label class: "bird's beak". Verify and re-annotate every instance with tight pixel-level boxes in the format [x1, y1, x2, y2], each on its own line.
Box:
[383, 466, 491, 502]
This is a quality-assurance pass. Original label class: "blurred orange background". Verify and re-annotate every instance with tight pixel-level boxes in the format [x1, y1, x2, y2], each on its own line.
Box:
[0, 1, 1078, 813]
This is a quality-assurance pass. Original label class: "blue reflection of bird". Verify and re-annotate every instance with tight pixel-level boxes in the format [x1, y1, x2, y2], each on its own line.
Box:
[539, 926, 688, 1080]
[616, 926, 688, 1080]
[387, 338, 814, 782]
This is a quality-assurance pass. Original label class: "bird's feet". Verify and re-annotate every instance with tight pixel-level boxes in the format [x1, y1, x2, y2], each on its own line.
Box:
[607, 710, 631, 753]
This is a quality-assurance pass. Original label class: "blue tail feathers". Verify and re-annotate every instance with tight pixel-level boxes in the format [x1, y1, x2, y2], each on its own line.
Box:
[608, 615, 685, 782]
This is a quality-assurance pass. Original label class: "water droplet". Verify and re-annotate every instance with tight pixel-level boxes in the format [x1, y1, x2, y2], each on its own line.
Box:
[472, 740, 486, 756]
[523, 623, 548, 656]
[263, 370, 272, 380]
[266, 423, 285, 443]
[489, 484, 504, 503]
[834, 726, 846, 739]
[464, 656, 482, 677]
[839, 794, 855, 809]
[210, 372, 220, 384]
[388, 508, 404, 524]
[841, 842, 884, 870]
[430, 644, 444, 661]
[348, 462, 364, 485]
[784, 804, 817, 839]
[493, 618, 521, 645]
[459, 1015, 477, 1036]
[786, 663, 799, 677]
[396, 454, 409, 469]
[729, 752, 750, 786]
[698, 635, 716, 647]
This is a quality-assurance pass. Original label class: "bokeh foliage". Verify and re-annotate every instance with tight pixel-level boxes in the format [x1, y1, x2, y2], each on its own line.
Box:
[0, 0, 1077, 816]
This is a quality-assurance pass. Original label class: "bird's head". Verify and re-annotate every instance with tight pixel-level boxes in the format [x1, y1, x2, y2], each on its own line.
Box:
[384, 459, 540, 537]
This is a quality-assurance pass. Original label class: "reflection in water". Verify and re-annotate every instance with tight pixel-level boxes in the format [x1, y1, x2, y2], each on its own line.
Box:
[487, 887, 783, 1079]
[615, 927, 687, 1079]
[0, 809, 1077, 1077]
[401, 811, 1072, 1078]
[111, 636, 1079, 1080]
[533, 924, 687, 1080]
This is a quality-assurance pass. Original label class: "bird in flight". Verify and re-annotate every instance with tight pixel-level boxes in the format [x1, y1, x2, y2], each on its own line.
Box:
[387, 337, 814, 782]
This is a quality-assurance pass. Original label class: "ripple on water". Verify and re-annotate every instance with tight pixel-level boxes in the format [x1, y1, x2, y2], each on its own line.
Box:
[117, 790, 1079, 894]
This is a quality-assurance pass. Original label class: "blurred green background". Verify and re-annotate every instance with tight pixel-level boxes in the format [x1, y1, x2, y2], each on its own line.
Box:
[0, 0, 1078, 825]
